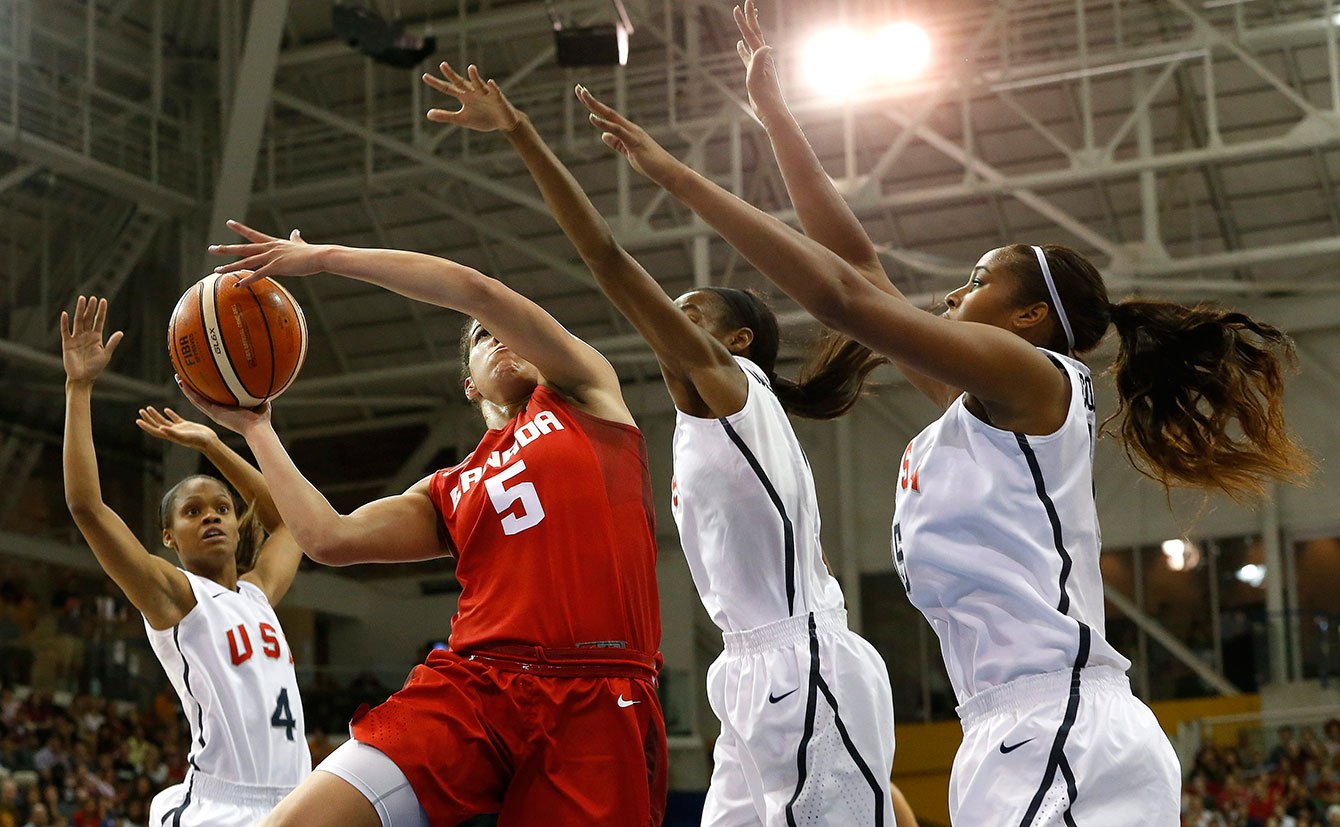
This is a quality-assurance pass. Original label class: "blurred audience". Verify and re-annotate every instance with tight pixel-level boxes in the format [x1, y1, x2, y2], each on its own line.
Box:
[1184, 719, 1340, 826]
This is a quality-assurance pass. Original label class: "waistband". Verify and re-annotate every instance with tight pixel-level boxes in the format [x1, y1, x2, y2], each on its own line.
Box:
[722, 608, 848, 656]
[956, 665, 1130, 727]
[187, 770, 295, 809]
[448, 645, 661, 683]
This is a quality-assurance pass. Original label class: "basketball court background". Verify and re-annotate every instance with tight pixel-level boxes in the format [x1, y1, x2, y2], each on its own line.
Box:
[1, 1, 1339, 823]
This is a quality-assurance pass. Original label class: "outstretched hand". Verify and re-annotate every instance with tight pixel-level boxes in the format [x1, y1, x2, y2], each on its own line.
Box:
[422, 61, 523, 133]
[175, 376, 272, 437]
[135, 406, 217, 451]
[575, 85, 682, 185]
[735, 0, 790, 126]
[61, 296, 124, 385]
[209, 220, 331, 286]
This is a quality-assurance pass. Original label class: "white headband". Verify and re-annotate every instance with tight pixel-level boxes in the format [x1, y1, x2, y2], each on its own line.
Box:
[1031, 245, 1074, 352]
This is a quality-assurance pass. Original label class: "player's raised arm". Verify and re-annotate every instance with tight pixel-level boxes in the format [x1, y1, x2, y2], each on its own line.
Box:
[207, 222, 631, 426]
[175, 383, 449, 569]
[733, 0, 955, 408]
[575, 86, 1068, 431]
[61, 297, 194, 629]
[135, 406, 303, 604]
[422, 60, 744, 418]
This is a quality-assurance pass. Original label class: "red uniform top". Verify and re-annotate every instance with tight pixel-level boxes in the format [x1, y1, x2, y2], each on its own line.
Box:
[429, 384, 661, 659]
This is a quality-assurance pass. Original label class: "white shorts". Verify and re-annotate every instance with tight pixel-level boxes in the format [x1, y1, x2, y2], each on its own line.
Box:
[702, 608, 896, 827]
[316, 739, 430, 827]
[149, 772, 293, 827]
[950, 665, 1181, 826]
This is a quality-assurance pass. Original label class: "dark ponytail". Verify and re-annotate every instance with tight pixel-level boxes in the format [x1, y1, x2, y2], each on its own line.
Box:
[1005, 243, 1311, 499]
[704, 287, 887, 420]
[1104, 299, 1312, 499]
[233, 507, 265, 575]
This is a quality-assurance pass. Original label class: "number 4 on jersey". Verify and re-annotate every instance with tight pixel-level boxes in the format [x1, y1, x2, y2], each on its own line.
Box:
[271, 688, 297, 741]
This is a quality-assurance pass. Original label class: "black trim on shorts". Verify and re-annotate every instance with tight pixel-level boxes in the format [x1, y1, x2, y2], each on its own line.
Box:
[784, 613, 821, 827]
[783, 613, 886, 827]
[814, 671, 886, 826]
[161, 773, 195, 826]
[719, 418, 797, 615]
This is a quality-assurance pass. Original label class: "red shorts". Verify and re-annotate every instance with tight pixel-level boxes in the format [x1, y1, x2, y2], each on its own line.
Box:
[350, 647, 667, 826]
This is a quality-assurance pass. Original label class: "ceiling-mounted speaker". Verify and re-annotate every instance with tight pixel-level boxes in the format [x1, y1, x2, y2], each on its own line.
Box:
[332, 3, 437, 69]
[554, 22, 629, 67]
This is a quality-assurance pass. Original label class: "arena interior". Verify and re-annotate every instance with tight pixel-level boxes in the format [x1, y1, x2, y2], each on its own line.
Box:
[2, 0, 1340, 824]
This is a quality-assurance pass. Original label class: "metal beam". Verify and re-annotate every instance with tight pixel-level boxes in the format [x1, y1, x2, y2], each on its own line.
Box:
[201, 0, 289, 252]
[1103, 583, 1240, 696]
[404, 189, 594, 287]
[0, 162, 38, 194]
[270, 91, 553, 219]
[0, 125, 195, 213]
[277, 0, 609, 68]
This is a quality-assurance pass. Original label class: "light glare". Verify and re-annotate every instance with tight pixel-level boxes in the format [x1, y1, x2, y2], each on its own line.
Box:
[1235, 563, 1266, 587]
[875, 23, 932, 81]
[803, 29, 876, 97]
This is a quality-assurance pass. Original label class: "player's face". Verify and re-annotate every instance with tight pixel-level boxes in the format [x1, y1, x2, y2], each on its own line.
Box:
[463, 321, 540, 406]
[674, 291, 749, 354]
[162, 478, 239, 564]
[942, 247, 1025, 330]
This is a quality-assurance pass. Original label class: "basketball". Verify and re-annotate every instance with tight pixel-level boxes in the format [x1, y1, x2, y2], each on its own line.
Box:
[167, 273, 309, 407]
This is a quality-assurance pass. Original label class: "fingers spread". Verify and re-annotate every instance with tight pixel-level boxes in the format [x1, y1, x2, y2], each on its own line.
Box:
[439, 60, 468, 87]
[225, 220, 276, 243]
[421, 72, 460, 96]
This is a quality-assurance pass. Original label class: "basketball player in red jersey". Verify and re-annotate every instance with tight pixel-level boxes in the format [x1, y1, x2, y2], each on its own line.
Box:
[184, 225, 665, 826]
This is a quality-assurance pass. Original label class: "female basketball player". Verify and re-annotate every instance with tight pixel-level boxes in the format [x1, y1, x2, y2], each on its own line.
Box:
[198, 222, 665, 826]
[575, 4, 1311, 823]
[60, 296, 310, 826]
[420, 60, 897, 826]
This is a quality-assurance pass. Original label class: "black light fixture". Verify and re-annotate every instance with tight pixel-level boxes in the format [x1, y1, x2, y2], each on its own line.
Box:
[332, 3, 437, 69]
[550, 0, 633, 67]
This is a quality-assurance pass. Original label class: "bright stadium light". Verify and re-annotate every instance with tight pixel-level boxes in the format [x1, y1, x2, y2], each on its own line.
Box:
[874, 22, 932, 81]
[803, 29, 876, 96]
[1235, 563, 1267, 588]
[1162, 538, 1201, 571]
[803, 23, 932, 96]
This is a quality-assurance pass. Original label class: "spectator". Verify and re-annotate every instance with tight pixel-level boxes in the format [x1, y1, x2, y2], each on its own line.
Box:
[20, 802, 50, 827]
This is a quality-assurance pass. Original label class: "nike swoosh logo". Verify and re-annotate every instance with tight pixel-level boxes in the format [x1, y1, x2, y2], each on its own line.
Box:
[1000, 738, 1034, 754]
[617, 695, 640, 708]
[768, 689, 798, 704]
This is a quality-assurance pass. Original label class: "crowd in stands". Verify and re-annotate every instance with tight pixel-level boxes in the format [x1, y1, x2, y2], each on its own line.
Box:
[0, 572, 387, 827]
[1184, 721, 1340, 827]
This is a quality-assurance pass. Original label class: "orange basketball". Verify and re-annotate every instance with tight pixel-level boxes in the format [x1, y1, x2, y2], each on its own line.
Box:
[167, 273, 309, 407]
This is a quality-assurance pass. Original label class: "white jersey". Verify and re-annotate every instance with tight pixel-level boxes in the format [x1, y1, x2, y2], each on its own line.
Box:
[671, 356, 846, 632]
[892, 350, 1130, 705]
[145, 569, 311, 788]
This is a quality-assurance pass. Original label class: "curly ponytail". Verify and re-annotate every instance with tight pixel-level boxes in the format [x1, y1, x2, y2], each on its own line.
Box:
[702, 287, 886, 420]
[1103, 299, 1312, 499]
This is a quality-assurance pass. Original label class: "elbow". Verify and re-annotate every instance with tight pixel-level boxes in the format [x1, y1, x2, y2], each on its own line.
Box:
[65, 498, 101, 523]
[298, 529, 358, 567]
[809, 265, 877, 333]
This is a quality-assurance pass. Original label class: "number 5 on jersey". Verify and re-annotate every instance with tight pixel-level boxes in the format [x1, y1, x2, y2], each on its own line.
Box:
[485, 460, 546, 536]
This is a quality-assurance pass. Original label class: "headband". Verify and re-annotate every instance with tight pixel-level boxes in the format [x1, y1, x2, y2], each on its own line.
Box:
[1031, 245, 1074, 352]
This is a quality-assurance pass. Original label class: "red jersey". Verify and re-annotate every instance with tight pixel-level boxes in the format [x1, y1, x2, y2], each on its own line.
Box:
[429, 385, 661, 658]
